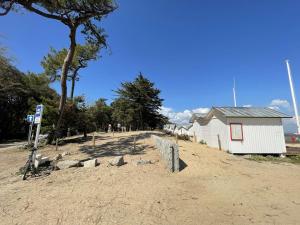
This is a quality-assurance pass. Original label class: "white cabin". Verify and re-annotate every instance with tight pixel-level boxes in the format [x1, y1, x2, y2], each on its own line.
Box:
[190, 107, 291, 154]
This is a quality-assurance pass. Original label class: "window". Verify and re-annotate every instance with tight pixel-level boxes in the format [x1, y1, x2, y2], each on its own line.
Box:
[230, 123, 243, 141]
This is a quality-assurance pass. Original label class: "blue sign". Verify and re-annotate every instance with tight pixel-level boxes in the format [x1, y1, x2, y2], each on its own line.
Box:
[34, 104, 44, 124]
[26, 115, 34, 123]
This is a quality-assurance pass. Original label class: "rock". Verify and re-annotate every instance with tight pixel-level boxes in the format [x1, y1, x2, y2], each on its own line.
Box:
[242, 155, 252, 159]
[34, 156, 50, 168]
[54, 153, 62, 161]
[109, 156, 124, 166]
[62, 152, 71, 157]
[83, 159, 98, 168]
[136, 159, 152, 166]
[56, 160, 80, 170]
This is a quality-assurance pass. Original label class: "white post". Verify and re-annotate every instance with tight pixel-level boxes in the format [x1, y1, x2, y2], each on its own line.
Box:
[285, 60, 300, 134]
[34, 105, 44, 148]
[233, 78, 237, 107]
[34, 123, 41, 148]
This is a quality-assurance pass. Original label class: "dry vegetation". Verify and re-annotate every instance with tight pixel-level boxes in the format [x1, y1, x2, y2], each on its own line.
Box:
[1, 131, 300, 225]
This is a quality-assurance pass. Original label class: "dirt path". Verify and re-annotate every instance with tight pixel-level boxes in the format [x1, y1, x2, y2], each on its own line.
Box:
[0, 131, 300, 225]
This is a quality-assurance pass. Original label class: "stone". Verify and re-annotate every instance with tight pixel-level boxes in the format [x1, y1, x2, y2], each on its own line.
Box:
[83, 159, 98, 168]
[242, 155, 252, 159]
[136, 159, 152, 166]
[56, 160, 80, 170]
[109, 156, 124, 166]
[54, 153, 62, 161]
[34, 156, 50, 168]
[62, 152, 71, 157]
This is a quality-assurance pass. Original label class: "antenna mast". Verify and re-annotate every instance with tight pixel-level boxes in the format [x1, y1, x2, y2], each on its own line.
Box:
[233, 78, 237, 107]
[285, 60, 300, 134]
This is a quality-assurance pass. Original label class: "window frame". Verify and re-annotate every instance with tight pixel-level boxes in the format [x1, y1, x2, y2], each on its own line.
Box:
[230, 123, 244, 141]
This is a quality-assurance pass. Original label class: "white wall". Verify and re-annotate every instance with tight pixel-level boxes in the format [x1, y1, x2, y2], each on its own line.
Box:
[227, 118, 286, 154]
[202, 115, 229, 150]
[191, 121, 204, 142]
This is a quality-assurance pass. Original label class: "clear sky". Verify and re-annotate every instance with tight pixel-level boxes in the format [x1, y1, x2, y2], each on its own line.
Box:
[1, 0, 300, 126]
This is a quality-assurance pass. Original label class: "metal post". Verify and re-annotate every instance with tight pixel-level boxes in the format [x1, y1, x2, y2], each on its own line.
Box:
[285, 60, 300, 134]
[27, 123, 33, 145]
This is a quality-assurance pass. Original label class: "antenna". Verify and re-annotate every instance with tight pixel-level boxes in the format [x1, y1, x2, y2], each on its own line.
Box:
[233, 78, 237, 107]
[285, 60, 300, 134]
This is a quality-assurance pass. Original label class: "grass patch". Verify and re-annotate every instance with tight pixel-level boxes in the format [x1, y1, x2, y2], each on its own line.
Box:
[247, 155, 300, 165]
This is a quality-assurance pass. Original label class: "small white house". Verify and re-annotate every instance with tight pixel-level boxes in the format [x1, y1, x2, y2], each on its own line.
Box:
[190, 107, 291, 154]
[164, 123, 176, 133]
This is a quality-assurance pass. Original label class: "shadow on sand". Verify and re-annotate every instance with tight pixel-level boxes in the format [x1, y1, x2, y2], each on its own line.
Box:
[78, 132, 157, 158]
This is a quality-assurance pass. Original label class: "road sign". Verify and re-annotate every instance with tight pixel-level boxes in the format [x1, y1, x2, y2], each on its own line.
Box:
[26, 115, 34, 123]
[34, 105, 44, 124]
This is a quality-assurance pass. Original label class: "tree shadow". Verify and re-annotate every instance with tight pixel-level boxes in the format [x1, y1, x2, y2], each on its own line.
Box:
[78, 132, 157, 158]
[57, 135, 110, 146]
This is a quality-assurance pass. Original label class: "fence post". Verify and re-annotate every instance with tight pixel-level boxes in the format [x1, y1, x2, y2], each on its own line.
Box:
[133, 136, 136, 151]
[55, 138, 59, 151]
[93, 132, 95, 149]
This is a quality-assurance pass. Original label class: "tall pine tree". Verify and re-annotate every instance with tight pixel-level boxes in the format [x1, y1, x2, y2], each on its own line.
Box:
[112, 73, 167, 130]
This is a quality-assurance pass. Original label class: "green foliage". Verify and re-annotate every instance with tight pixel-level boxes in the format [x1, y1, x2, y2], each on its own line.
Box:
[41, 44, 100, 82]
[59, 96, 95, 136]
[0, 52, 59, 140]
[247, 154, 300, 165]
[88, 98, 112, 131]
[112, 73, 168, 130]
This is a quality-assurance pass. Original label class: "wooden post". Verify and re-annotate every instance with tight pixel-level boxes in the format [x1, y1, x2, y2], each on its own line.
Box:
[133, 136, 136, 151]
[113, 130, 114, 137]
[193, 131, 196, 143]
[93, 132, 95, 148]
[55, 138, 59, 151]
[176, 134, 178, 144]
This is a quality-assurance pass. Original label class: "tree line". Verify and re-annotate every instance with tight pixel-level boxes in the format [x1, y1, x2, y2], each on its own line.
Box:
[0, 50, 167, 141]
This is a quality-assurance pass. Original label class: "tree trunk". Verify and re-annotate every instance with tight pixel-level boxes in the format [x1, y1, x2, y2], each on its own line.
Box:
[70, 68, 80, 100]
[70, 75, 76, 100]
[56, 27, 77, 132]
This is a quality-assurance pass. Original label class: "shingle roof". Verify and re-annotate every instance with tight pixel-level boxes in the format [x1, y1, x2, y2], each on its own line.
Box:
[213, 107, 291, 118]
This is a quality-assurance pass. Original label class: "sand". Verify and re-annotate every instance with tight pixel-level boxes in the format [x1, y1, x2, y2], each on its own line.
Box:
[0, 131, 300, 225]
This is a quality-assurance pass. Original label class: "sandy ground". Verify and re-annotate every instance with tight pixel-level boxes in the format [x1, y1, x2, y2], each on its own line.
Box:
[0, 131, 300, 225]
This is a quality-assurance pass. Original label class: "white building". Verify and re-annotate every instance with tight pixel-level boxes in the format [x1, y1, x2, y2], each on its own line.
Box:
[164, 124, 176, 133]
[190, 107, 291, 154]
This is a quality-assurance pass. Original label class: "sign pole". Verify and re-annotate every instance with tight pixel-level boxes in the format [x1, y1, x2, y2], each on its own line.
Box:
[33, 105, 44, 149]
[27, 123, 33, 145]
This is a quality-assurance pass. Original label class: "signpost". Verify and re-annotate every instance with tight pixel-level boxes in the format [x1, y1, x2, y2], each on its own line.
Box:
[26, 115, 34, 145]
[34, 105, 44, 148]
[23, 104, 44, 180]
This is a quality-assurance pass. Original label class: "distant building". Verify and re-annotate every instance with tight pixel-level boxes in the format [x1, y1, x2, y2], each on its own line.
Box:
[189, 107, 291, 154]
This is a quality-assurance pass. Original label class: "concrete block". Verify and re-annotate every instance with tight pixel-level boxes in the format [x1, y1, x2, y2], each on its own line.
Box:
[109, 156, 124, 166]
[56, 160, 80, 170]
[83, 159, 98, 168]
[34, 156, 50, 168]
[151, 135, 179, 172]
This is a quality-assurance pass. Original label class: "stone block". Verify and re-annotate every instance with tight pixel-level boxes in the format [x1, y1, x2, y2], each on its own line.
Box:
[109, 156, 124, 166]
[83, 159, 98, 168]
[56, 160, 80, 170]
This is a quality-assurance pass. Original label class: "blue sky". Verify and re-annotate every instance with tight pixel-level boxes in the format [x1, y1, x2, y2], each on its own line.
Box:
[1, 0, 300, 127]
